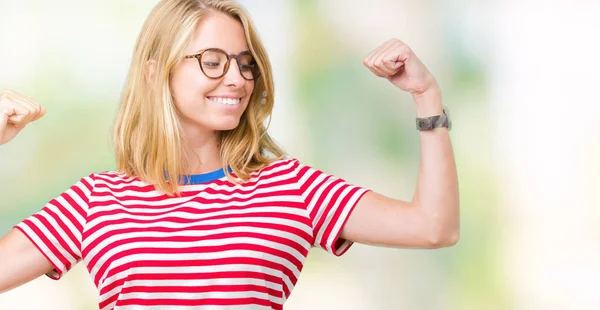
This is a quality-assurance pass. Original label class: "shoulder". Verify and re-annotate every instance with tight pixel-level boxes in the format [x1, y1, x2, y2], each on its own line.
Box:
[238, 157, 304, 183]
[85, 170, 147, 190]
[249, 157, 336, 185]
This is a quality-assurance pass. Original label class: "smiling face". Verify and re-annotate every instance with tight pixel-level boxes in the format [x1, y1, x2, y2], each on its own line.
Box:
[170, 12, 255, 136]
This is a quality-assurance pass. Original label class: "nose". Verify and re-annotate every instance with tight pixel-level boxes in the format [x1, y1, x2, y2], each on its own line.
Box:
[223, 58, 245, 87]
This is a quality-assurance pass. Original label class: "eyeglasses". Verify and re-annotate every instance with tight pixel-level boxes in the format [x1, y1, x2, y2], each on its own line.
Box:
[184, 48, 261, 81]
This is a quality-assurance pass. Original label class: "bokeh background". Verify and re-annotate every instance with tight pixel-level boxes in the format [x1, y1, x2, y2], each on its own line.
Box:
[1, 0, 599, 309]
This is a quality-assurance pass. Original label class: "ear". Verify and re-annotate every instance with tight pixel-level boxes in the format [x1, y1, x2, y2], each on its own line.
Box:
[145, 60, 157, 84]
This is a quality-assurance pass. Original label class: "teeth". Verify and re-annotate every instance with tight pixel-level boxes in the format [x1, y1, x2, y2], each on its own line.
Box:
[209, 97, 241, 105]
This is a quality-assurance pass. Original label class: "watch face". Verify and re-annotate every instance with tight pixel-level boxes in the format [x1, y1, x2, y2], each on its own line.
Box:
[418, 119, 432, 129]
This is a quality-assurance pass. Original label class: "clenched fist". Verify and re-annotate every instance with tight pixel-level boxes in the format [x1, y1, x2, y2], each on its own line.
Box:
[0, 90, 46, 145]
[363, 39, 438, 97]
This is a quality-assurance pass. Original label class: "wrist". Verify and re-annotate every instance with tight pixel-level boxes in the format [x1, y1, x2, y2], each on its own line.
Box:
[413, 87, 443, 117]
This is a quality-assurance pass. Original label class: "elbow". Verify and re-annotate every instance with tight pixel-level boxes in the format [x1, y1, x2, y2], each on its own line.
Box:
[424, 222, 459, 249]
[419, 203, 460, 249]
[426, 230, 459, 248]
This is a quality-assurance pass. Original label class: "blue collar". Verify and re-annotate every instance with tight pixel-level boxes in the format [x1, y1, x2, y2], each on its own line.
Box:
[179, 166, 231, 185]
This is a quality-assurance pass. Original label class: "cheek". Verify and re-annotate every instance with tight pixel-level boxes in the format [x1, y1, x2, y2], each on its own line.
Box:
[171, 66, 217, 102]
[245, 82, 256, 102]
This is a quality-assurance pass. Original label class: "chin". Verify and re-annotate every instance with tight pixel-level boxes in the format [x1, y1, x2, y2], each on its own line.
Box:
[212, 119, 242, 131]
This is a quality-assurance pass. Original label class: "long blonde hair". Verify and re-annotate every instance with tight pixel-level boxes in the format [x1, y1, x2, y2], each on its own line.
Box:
[113, 0, 285, 196]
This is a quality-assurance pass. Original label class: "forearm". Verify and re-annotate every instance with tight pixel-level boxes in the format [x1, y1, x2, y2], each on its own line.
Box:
[411, 87, 460, 245]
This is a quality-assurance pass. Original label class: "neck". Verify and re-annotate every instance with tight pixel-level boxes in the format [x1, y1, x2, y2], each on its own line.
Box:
[181, 128, 223, 175]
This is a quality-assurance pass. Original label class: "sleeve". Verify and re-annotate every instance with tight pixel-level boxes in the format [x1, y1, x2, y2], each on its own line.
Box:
[293, 159, 371, 256]
[13, 174, 95, 280]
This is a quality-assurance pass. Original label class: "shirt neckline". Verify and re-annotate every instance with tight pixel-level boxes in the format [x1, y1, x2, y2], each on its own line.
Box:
[179, 166, 231, 185]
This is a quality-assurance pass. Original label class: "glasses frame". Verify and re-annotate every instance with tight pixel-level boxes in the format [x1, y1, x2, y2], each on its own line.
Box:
[184, 48, 261, 81]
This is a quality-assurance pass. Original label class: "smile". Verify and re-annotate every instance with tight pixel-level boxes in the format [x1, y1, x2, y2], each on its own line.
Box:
[207, 97, 242, 105]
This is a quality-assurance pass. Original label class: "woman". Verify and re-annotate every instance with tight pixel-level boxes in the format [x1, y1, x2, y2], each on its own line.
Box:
[0, 0, 459, 309]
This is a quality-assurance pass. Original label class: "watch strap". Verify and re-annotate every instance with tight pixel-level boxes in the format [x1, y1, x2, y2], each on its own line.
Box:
[416, 109, 450, 131]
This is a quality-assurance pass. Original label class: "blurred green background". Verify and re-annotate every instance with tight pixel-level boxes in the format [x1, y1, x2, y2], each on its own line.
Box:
[1, 0, 599, 309]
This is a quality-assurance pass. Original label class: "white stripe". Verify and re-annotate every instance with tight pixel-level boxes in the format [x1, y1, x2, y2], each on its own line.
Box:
[123, 278, 281, 290]
[118, 290, 276, 302]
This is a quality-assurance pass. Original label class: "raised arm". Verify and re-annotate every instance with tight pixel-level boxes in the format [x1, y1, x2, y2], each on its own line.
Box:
[340, 39, 459, 249]
[0, 89, 52, 293]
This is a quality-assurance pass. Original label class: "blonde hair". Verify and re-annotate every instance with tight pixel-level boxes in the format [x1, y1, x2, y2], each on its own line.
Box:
[113, 0, 285, 196]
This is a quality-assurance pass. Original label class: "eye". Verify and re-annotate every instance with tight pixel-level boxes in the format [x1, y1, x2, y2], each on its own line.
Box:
[239, 64, 256, 72]
[202, 61, 221, 68]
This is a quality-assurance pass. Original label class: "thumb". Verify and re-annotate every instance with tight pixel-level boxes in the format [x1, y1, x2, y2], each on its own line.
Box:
[7, 112, 29, 126]
[384, 54, 405, 71]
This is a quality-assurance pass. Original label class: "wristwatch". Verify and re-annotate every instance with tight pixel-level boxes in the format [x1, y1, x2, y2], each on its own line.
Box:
[416, 107, 451, 131]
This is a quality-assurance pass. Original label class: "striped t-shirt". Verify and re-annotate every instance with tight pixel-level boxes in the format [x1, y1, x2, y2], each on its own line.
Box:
[15, 158, 370, 310]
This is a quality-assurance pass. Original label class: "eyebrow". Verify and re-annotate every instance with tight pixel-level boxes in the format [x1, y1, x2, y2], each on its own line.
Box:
[193, 48, 252, 55]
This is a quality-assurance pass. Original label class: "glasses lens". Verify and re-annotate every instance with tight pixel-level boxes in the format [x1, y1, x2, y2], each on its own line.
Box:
[200, 49, 228, 78]
[238, 53, 259, 80]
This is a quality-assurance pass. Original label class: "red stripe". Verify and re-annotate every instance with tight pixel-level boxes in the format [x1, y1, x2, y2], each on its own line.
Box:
[115, 297, 275, 307]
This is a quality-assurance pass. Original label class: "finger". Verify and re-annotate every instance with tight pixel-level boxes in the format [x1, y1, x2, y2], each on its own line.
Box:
[382, 41, 412, 69]
[363, 39, 394, 68]
[368, 40, 409, 77]
[363, 40, 395, 73]
[31, 106, 46, 122]
[382, 47, 404, 69]
[2, 97, 36, 126]
[3, 92, 43, 124]
[365, 64, 386, 78]
[372, 46, 401, 77]
[364, 48, 391, 77]
[17, 94, 45, 123]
